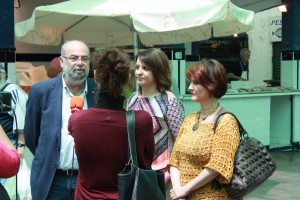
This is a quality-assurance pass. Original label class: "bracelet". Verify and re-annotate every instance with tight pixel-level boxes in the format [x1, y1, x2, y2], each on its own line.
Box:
[17, 143, 25, 148]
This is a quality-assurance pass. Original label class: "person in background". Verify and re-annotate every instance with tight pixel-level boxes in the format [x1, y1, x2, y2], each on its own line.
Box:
[127, 48, 185, 195]
[168, 58, 240, 200]
[69, 48, 154, 199]
[24, 40, 98, 200]
[47, 57, 63, 78]
[227, 48, 250, 81]
[0, 125, 20, 178]
[0, 125, 20, 200]
[0, 63, 27, 185]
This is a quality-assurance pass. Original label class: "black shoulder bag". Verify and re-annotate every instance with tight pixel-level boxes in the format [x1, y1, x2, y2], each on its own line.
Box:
[213, 112, 277, 198]
[118, 110, 166, 200]
[0, 183, 10, 200]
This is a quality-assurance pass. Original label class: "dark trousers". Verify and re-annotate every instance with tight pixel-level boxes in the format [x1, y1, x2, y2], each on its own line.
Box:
[46, 170, 78, 200]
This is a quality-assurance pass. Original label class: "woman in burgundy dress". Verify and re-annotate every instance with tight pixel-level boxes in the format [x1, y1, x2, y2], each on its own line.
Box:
[69, 48, 154, 200]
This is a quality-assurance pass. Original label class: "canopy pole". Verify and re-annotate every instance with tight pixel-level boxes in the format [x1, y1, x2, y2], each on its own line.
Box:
[133, 31, 138, 62]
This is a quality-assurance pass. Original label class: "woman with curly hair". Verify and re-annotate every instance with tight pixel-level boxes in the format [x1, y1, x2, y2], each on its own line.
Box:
[69, 48, 154, 200]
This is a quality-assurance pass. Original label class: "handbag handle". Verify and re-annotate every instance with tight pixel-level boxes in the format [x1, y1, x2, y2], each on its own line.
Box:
[213, 112, 248, 138]
[126, 110, 138, 166]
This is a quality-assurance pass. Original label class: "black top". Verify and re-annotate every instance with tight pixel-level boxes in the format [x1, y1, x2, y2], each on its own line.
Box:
[95, 92, 125, 110]
[227, 57, 248, 80]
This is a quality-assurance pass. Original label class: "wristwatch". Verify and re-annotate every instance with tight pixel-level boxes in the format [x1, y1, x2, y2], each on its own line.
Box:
[17, 143, 25, 148]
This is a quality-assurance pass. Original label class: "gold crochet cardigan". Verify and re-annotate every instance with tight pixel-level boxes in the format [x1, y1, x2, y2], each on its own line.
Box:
[168, 111, 241, 200]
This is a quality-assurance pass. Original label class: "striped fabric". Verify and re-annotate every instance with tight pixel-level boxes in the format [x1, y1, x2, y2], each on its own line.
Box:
[127, 91, 184, 170]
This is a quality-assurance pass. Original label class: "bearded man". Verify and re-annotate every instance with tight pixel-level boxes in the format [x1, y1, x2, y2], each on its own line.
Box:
[24, 40, 98, 200]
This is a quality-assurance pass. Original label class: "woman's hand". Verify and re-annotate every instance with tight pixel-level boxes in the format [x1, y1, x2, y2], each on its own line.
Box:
[17, 145, 25, 158]
[170, 185, 188, 200]
[17, 132, 26, 158]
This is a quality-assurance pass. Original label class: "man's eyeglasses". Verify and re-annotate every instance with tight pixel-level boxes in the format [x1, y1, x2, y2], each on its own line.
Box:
[62, 56, 90, 64]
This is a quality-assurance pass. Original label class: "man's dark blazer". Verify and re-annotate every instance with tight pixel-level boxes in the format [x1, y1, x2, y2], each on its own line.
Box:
[24, 75, 98, 200]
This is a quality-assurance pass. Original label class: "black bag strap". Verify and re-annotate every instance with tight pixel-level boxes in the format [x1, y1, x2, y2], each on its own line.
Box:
[211, 111, 248, 190]
[213, 111, 248, 138]
[0, 183, 10, 200]
[126, 110, 138, 165]
[1, 83, 11, 91]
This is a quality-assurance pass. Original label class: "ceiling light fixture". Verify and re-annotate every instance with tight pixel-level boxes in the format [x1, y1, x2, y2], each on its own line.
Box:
[278, 5, 287, 12]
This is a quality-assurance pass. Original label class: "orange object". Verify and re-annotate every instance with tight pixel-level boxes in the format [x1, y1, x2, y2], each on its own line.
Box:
[70, 96, 84, 113]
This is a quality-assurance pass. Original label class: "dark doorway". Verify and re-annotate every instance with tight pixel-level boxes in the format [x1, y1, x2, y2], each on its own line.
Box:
[272, 42, 281, 81]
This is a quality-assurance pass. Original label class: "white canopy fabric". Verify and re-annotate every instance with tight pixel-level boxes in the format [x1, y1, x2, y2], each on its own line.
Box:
[15, 0, 254, 49]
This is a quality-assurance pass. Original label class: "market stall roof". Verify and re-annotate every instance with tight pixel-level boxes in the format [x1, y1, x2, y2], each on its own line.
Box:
[232, 0, 282, 13]
[15, 0, 254, 55]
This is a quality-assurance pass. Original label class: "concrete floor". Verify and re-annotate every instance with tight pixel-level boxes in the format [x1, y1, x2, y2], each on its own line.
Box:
[245, 150, 300, 200]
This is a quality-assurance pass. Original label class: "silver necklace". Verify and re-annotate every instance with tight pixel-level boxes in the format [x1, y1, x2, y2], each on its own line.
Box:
[192, 103, 219, 131]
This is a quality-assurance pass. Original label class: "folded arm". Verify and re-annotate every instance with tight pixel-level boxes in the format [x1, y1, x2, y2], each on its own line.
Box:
[169, 166, 219, 200]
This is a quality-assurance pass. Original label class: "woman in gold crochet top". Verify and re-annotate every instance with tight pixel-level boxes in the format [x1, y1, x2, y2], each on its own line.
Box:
[168, 59, 241, 200]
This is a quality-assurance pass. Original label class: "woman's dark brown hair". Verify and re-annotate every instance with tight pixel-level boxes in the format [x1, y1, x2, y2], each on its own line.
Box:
[186, 58, 228, 98]
[138, 48, 171, 93]
[93, 48, 131, 95]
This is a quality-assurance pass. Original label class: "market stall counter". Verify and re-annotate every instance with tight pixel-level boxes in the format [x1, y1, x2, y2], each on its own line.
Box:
[180, 86, 300, 150]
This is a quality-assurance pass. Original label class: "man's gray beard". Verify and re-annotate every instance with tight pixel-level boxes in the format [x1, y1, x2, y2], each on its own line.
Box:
[63, 65, 89, 85]
[66, 75, 87, 85]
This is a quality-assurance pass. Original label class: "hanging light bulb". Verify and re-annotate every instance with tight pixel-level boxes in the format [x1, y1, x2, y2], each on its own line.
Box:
[278, 5, 287, 12]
